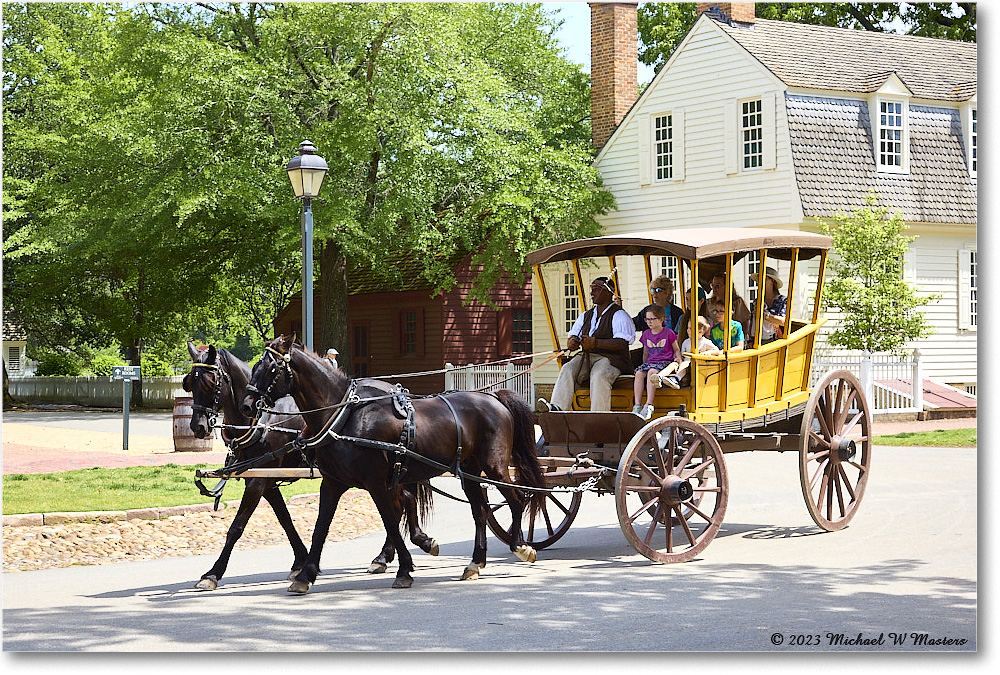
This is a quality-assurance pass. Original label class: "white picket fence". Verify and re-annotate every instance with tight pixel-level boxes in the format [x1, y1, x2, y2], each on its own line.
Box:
[7, 376, 186, 408]
[443, 361, 534, 405]
[810, 348, 923, 414]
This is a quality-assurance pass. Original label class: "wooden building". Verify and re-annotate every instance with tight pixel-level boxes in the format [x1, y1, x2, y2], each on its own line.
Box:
[273, 252, 533, 395]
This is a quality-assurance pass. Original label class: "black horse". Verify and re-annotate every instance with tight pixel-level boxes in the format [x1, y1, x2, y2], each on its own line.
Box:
[183, 341, 437, 591]
[240, 334, 547, 594]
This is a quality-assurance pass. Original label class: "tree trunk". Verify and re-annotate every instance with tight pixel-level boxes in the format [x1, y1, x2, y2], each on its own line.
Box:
[3, 360, 15, 410]
[320, 240, 351, 372]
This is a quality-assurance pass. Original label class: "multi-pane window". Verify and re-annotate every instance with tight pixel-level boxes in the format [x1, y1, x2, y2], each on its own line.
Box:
[747, 251, 760, 304]
[970, 250, 977, 328]
[879, 101, 904, 168]
[564, 273, 579, 333]
[658, 256, 679, 297]
[971, 109, 977, 174]
[512, 309, 532, 354]
[401, 310, 418, 354]
[654, 114, 673, 180]
[741, 99, 763, 169]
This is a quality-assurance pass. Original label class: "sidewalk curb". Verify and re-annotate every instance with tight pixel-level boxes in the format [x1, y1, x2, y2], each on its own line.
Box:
[2, 492, 322, 527]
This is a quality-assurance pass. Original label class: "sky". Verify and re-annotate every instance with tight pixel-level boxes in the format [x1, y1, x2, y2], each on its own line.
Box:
[546, 1, 658, 84]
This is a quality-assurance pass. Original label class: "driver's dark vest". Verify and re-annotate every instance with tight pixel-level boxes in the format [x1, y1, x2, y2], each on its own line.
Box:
[579, 304, 632, 375]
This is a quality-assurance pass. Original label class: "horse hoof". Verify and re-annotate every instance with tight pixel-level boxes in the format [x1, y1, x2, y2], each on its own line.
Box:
[427, 540, 440, 556]
[392, 576, 414, 589]
[514, 545, 537, 563]
[195, 576, 218, 591]
[460, 564, 481, 581]
[287, 580, 311, 595]
[287, 569, 301, 581]
[368, 562, 388, 574]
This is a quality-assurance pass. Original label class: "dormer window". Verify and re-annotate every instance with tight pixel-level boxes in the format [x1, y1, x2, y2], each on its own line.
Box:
[878, 100, 904, 169]
[970, 108, 977, 176]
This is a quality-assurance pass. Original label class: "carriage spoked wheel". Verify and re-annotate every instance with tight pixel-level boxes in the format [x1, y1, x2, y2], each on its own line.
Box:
[615, 416, 729, 563]
[799, 369, 872, 531]
[484, 482, 583, 550]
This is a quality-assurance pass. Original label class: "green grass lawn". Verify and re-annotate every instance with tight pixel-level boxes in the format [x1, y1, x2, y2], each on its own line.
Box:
[2, 464, 323, 515]
[872, 427, 976, 447]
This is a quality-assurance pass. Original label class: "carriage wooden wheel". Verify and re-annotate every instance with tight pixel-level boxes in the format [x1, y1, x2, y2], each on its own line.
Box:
[485, 488, 583, 549]
[799, 369, 872, 531]
[615, 416, 729, 563]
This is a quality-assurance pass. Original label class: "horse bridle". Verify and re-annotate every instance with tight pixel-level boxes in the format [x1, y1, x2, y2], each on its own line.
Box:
[190, 361, 231, 432]
[245, 346, 294, 411]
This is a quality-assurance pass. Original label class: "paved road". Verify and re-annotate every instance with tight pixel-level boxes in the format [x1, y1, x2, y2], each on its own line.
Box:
[3, 445, 976, 652]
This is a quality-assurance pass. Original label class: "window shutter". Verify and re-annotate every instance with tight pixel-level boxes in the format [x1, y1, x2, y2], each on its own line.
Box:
[498, 308, 513, 357]
[724, 101, 737, 175]
[958, 249, 972, 330]
[762, 92, 776, 170]
[637, 113, 651, 185]
[674, 108, 685, 181]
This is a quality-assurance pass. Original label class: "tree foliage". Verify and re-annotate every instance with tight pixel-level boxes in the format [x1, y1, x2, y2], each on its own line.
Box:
[3, 2, 612, 373]
[638, 2, 975, 70]
[820, 193, 936, 354]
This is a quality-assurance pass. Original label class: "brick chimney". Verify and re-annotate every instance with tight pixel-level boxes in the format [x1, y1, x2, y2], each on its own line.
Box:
[696, 3, 756, 25]
[590, 2, 638, 150]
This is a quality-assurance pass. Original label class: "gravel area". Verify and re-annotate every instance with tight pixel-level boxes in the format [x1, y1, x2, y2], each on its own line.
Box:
[3, 490, 384, 573]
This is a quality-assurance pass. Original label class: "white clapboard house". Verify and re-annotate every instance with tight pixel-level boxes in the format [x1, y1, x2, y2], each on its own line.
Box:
[532, 2, 976, 404]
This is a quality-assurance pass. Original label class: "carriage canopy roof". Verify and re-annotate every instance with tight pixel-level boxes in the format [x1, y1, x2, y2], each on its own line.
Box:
[525, 228, 831, 266]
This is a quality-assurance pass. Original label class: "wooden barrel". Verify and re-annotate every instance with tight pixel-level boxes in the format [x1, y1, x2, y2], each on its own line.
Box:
[173, 396, 213, 452]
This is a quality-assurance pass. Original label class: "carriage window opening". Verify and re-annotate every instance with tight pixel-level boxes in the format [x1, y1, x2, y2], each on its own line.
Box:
[512, 308, 532, 354]
[878, 100, 904, 170]
[654, 114, 673, 180]
[741, 99, 763, 170]
[564, 274, 579, 333]
[402, 311, 418, 355]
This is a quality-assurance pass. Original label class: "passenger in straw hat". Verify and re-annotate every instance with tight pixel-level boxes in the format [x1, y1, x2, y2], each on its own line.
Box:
[749, 266, 787, 344]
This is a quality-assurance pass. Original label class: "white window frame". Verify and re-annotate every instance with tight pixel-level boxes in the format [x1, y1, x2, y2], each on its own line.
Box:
[958, 247, 976, 331]
[5, 345, 23, 373]
[654, 113, 674, 181]
[639, 110, 685, 185]
[563, 273, 579, 334]
[741, 98, 764, 171]
[970, 107, 977, 177]
[725, 93, 776, 175]
[869, 94, 910, 174]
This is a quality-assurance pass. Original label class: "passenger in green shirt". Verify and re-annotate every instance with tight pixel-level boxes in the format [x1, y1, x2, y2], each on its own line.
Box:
[708, 301, 744, 351]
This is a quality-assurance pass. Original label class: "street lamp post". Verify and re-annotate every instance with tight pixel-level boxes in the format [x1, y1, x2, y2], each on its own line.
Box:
[285, 140, 328, 352]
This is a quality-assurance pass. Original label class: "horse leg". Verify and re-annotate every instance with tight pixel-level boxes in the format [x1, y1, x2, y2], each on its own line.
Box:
[261, 483, 308, 580]
[288, 480, 347, 595]
[195, 478, 271, 590]
[494, 482, 536, 564]
[459, 474, 490, 580]
[368, 536, 395, 574]
[403, 484, 439, 556]
[369, 486, 414, 589]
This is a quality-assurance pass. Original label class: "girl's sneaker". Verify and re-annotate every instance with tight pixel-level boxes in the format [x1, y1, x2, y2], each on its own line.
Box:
[651, 373, 663, 389]
[663, 375, 681, 389]
[631, 404, 643, 416]
[640, 403, 655, 420]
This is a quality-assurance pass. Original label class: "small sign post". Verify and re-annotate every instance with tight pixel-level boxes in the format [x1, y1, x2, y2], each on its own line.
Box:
[111, 366, 141, 451]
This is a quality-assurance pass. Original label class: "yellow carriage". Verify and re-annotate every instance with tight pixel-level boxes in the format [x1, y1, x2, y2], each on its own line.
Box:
[486, 228, 872, 563]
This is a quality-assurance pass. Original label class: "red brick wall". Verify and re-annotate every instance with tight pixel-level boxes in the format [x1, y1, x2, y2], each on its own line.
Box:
[590, 2, 638, 149]
[696, 2, 756, 24]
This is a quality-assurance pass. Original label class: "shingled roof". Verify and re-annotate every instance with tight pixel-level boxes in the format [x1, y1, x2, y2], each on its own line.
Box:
[715, 18, 977, 101]
[786, 96, 977, 223]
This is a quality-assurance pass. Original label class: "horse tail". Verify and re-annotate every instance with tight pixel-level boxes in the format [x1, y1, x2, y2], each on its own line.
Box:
[493, 389, 547, 514]
[400, 480, 434, 532]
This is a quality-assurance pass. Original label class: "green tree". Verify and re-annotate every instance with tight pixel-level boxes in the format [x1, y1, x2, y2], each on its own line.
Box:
[638, 2, 975, 71]
[820, 193, 936, 354]
[4, 2, 612, 376]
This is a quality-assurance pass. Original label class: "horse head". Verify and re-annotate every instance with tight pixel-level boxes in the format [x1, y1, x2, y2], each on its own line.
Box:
[183, 341, 227, 438]
[241, 334, 297, 418]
